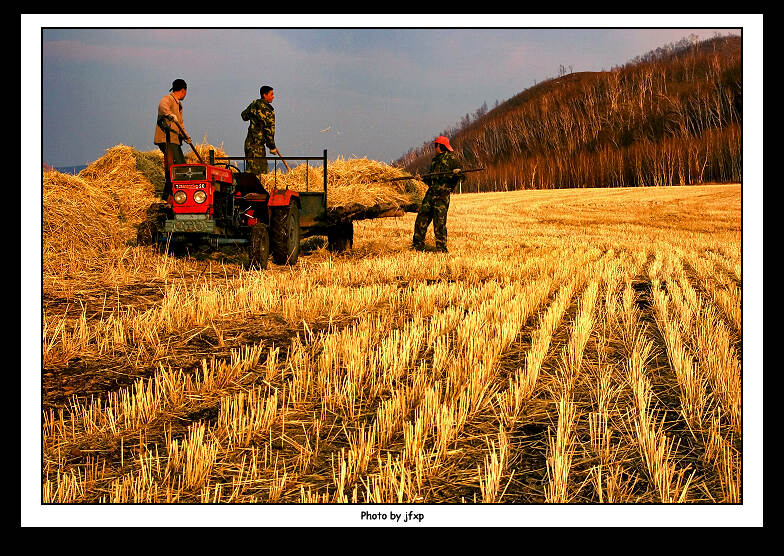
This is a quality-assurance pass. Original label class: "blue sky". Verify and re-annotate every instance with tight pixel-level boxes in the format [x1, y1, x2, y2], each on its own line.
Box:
[29, 16, 747, 167]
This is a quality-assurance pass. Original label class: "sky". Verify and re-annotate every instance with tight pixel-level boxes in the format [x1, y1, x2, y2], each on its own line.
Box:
[29, 16, 747, 167]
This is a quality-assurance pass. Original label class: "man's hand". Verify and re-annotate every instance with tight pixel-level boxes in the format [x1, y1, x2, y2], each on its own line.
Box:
[453, 168, 462, 174]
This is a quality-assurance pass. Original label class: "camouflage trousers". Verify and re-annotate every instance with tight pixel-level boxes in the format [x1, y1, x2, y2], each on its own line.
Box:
[412, 189, 450, 249]
[244, 141, 268, 177]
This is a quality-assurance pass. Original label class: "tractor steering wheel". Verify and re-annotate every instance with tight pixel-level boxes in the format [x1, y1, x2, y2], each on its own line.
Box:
[222, 163, 242, 174]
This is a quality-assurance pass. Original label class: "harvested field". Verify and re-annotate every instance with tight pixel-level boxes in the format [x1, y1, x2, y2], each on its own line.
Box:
[33, 175, 748, 523]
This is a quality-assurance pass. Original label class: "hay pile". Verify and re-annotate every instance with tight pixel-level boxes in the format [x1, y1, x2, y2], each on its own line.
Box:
[43, 145, 163, 275]
[185, 140, 227, 167]
[42, 141, 226, 276]
[43, 140, 229, 276]
[257, 156, 427, 214]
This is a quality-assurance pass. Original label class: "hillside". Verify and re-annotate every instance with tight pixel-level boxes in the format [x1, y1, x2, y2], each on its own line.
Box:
[397, 35, 741, 191]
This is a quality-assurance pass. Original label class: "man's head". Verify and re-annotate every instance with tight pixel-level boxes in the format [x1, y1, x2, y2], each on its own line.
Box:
[433, 136, 453, 153]
[170, 79, 187, 100]
[260, 85, 275, 103]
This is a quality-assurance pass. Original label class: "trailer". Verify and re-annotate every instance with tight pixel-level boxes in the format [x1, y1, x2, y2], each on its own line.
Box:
[137, 149, 354, 268]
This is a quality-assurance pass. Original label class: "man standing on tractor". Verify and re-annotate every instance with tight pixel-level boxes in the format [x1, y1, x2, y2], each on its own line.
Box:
[241, 85, 279, 179]
[412, 136, 463, 253]
[155, 78, 192, 199]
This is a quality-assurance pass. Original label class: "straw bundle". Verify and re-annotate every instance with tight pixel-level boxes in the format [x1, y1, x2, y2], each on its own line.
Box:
[257, 156, 427, 211]
[43, 145, 163, 275]
[185, 138, 227, 166]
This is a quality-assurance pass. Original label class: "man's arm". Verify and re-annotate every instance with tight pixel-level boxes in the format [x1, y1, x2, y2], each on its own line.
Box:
[444, 154, 463, 190]
[159, 95, 180, 122]
[159, 96, 190, 141]
[262, 108, 277, 151]
[241, 101, 254, 122]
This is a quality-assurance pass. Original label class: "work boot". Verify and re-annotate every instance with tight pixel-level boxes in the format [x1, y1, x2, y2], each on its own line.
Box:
[435, 245, 448, 253]
[411, 243, 425, 252]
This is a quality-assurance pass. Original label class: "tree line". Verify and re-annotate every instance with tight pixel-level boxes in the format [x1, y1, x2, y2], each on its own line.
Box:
[397, 34, 741, 191]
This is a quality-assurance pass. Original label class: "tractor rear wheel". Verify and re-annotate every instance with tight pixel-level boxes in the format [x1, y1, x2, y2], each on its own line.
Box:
[270, 204, 301, 265]
[327, 221, 353, 252]
[249, 223, 270, 269]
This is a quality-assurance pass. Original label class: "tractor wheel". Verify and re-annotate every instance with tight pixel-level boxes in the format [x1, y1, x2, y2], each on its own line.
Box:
[136, 219, 159, 246]
[327, 221, 353, 252]
[249, 223, 270, 269]
[270, 203, 301, 265]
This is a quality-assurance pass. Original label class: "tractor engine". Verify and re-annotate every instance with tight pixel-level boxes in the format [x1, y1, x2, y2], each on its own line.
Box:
[164, 163, 247, 234]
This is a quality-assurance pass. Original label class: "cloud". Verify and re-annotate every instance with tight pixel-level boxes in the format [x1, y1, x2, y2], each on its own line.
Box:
[43, 38, 208, 71]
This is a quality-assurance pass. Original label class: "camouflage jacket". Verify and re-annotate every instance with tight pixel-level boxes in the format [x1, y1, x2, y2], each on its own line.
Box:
[424, 151, 462, 196]
[241, 99, 276, 150]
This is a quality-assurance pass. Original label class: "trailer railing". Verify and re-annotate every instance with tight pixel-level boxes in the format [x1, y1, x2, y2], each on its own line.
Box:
[209, 149, 328, 206]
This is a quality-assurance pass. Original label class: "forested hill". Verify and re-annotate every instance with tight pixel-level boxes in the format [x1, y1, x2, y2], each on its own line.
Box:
[396, 34, 741, 191]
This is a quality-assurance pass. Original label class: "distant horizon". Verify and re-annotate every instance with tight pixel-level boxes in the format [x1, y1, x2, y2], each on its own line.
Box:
[51, 164, 87, 174]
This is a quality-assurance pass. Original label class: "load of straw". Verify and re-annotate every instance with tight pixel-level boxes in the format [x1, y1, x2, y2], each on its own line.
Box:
[42, 140, 225, 276]
[43, 145, 159, 275]
[184, 140, 227, 168]
[256, 156, 427, 220]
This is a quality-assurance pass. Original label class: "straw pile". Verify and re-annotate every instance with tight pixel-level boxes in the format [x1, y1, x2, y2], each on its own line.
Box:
[42, 142, 228, 276]
[42, 145, 163, 275]
[257, 156, 427, 219]
[185, 140, 227, 167]
[43, 139, 229, 275]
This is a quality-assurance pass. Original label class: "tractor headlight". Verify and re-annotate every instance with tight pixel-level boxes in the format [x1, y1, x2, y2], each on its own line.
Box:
[173, 191, 188, 204]
[193, 190, 207, 204]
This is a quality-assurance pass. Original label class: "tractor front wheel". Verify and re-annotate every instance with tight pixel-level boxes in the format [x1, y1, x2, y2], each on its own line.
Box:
[270, 204, 301, 265]
[136, 220, 159, 246]
[249, 223, 270, 269]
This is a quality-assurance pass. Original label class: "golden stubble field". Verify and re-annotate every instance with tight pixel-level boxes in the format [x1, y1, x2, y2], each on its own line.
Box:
[38, 183, 743, 510]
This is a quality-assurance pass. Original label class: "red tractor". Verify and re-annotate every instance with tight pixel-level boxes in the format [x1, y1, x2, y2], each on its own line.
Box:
[138, 149, 353, 268]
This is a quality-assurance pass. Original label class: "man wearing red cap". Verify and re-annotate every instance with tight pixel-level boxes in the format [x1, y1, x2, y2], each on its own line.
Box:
[412, 136, 463, 252]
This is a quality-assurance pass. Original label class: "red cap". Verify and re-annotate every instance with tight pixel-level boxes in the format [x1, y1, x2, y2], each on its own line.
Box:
[433, 136, 453, 152]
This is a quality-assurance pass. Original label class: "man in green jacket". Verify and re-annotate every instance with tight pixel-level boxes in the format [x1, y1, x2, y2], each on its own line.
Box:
[241, 85, 279, 178]
[412, 136, 463, 253]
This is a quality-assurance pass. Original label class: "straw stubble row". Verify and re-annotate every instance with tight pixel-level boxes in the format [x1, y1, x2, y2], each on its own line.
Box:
[41, 206, 741, 504]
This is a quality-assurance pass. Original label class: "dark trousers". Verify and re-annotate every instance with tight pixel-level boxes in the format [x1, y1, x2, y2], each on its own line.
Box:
[157, 143, 186, 198]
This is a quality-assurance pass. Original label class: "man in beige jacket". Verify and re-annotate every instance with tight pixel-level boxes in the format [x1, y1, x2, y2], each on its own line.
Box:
[155, 79, 191, 198]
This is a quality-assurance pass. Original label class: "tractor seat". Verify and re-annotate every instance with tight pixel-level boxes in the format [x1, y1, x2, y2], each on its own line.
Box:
[243, 192, 269, 202]
[234, 172, 269, 197]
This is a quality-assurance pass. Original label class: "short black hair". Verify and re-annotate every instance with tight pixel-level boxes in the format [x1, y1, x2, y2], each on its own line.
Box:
[170, 79, 187, 92]
[260, 85, 274, 96]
